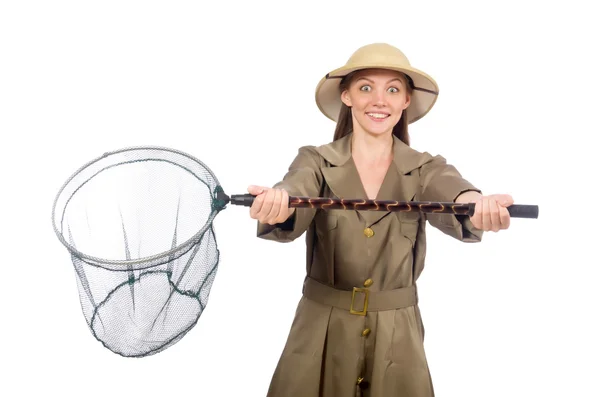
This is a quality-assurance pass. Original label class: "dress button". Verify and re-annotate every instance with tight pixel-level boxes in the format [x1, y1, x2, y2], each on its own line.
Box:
[362, 328, 371, 337]
[363, 227, 374, 237]
[363, 278, 373, 287]
[357, 377, 370, 389]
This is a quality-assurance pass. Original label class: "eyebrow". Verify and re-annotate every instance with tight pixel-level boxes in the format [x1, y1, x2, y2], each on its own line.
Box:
[356, 77, 403, 84]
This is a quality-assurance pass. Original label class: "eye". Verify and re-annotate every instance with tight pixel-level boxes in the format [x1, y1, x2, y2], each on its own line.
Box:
[360, 85, 371, 92]
[388, 87, 399, 93]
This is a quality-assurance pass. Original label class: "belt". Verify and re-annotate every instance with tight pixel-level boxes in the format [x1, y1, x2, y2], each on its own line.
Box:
[302, 277, 418, 316]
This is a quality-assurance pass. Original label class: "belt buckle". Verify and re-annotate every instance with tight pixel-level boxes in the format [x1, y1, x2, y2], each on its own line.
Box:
[350, 287, 369, 316]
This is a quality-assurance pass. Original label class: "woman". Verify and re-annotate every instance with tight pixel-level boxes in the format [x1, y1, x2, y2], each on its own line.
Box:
[247, 43, 513, 397]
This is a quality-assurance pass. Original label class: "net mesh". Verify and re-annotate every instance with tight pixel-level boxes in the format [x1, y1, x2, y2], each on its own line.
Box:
[52, 147, 226, 357]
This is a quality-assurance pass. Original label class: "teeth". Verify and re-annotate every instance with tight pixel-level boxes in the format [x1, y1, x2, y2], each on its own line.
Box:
[367, 113, 388, 119]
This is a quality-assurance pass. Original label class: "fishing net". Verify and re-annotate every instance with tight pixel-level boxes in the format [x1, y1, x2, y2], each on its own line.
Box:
[52, 146, 538, 358]
[52, 147, 226, 357]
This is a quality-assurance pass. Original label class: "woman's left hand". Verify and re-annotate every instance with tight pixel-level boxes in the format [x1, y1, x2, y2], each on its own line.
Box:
[457, 192, 514, 232]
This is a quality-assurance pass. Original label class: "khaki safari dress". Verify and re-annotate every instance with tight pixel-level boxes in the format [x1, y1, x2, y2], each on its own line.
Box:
[257, 133, 483, 397]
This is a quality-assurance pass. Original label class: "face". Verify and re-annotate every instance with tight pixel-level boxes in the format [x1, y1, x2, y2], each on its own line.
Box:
[340, 69, 411, 137]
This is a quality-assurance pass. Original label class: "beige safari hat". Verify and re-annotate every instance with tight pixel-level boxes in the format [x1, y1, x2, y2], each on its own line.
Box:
[315, 43, 439, 124]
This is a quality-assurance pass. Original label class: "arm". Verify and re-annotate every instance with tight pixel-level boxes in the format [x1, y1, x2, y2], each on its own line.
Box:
[419, 154, 484, 243]
[256, 146, 324, 243]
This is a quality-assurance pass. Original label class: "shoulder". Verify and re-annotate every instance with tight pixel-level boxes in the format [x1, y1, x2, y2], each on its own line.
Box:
[316, 134, 353, 166]
[285, 135, 353, 168]
[294, 145, 323, 161]
[391, 137, 442, 174]
[284, 145, 326, 171]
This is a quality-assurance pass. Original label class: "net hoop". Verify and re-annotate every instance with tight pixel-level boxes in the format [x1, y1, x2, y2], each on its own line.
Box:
[51, 145, 225, 271]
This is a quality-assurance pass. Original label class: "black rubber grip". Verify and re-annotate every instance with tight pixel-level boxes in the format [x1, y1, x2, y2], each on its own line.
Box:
[229, 194, 256, 207]
[468, 203, 539, 218]
[507, 204, 539, 219]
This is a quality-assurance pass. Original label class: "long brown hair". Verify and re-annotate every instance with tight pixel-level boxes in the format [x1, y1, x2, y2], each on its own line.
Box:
[332, 70, 413, 146]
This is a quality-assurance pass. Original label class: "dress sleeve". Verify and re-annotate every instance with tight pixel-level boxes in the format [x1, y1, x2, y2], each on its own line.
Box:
[418, 154, 484, 243]
[256, 145, 324, 243]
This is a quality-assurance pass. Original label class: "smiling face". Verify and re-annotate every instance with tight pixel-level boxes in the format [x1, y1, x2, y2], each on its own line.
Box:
[340, 68, 412, 138]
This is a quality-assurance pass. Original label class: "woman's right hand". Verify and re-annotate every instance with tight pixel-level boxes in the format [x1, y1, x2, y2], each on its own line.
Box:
[247, 185, 295, 225]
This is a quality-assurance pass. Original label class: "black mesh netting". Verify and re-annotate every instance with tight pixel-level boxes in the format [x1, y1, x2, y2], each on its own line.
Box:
[52, 147, 227, 357]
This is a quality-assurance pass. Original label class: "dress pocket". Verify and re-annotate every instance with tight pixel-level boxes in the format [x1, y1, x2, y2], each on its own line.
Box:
[389, 307, 429, 368]
[315, 210, 338, 234]
[326, 213, 338, 230]
[399, 218, 419, 247]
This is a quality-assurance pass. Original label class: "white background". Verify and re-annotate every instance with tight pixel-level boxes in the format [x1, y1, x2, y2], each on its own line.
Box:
[1, 1, 599, 396]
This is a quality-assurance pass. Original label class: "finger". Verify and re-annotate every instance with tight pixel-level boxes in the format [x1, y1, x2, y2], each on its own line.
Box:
[278, 190, 290, 222]
[500, 206, 511, 229]
[266, 189, 282, 224]
[471, 198, 483, 229]
[258, 188, 276, 221]
[249, 191, 265, 219]
[275, 190, 287, 220]
[248, 185, 267, 219]
[490, 199, 501, 232]
[494, 193, 514, 207]
[247, 185, 266, 195]
[482, 197, 492, 231]
[473, 197, 483, 230]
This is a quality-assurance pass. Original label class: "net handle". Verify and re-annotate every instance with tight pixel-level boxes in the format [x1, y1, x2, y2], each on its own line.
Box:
[228, 194, 539, 219]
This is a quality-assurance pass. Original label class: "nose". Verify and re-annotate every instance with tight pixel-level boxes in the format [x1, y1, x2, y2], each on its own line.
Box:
[372, 88, 386, 107]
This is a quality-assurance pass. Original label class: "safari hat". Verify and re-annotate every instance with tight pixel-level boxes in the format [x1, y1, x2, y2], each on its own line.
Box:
[315, 43, 439, 124]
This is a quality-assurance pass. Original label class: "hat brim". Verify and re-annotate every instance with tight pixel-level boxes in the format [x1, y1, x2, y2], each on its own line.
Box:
[315, 64, 439, 124]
